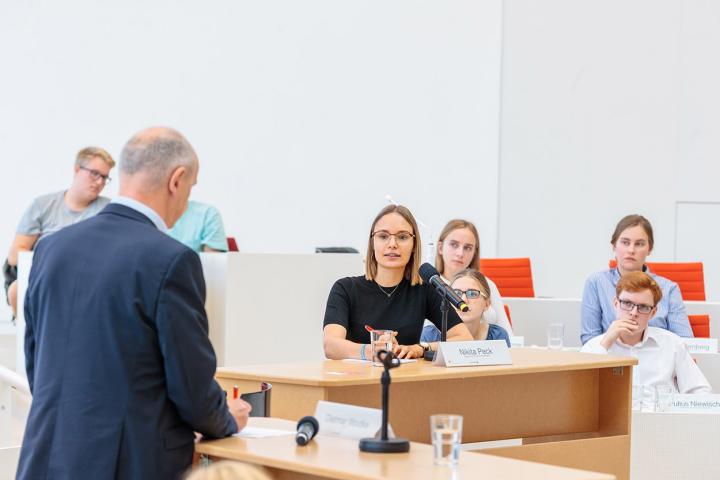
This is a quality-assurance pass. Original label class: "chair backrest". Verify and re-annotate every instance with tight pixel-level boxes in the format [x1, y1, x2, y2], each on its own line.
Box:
[315, 247, 359, 253]
[240, 382, 272, 417]
[607, 260, 706, 301]
[503, 304, 512, 327]
[689, 314, 710, 338]
[479, 258, 535, 297]
[227, 237, 239, 252]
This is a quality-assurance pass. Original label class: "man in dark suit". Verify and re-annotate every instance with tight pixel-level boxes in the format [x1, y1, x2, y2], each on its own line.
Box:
[17, 127, 251, 479]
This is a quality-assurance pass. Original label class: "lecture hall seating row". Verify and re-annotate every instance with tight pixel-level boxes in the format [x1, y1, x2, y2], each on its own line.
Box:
[226, 238, 712, 337]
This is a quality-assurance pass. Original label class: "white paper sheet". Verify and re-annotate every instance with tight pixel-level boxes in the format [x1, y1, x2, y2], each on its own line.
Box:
[232, 427, 294, 438]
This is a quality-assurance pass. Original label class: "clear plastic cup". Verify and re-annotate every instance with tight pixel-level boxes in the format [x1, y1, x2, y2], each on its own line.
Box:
[430, 414, 463, 466]
[370, 329, 394, 366]
[547, 323, 564, 350]
[654, 384, 674, 412]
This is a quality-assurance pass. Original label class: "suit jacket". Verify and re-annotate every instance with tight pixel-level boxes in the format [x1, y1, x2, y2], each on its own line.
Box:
[18, 203, 236, 480]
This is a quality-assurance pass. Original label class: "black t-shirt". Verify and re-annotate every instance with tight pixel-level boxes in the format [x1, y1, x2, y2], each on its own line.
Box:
[323, 275, 463, 345]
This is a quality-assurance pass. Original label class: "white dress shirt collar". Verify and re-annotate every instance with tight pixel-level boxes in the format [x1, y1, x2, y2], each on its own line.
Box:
[111, 196, 168, 233]
[616, 327, 661, 349]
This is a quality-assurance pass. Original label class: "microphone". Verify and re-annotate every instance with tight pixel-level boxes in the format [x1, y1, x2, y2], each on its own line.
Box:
[296, 415, 320, 446]
[419, 263, 469, 312]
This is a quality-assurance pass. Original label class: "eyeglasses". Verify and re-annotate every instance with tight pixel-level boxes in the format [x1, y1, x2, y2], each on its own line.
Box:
[371, 230, 415, 245]
[79, 166, 111, 184]
[617, 298, 654, 314]
[453, 288, 487, 300]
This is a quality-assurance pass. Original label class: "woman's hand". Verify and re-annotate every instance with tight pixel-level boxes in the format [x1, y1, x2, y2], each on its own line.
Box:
[394, 343, 424, 359]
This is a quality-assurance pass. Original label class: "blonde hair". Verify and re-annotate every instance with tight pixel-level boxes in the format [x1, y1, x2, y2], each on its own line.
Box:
[364, 204, 422, 286]
[451, 269, 491, 300]
[76, 146, 115, 169]
[435, 219, 480, 274]
[185, 461, 272, 480]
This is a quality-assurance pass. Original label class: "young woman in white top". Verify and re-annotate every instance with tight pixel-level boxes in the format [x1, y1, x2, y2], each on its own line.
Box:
[435, 219, 513, 335]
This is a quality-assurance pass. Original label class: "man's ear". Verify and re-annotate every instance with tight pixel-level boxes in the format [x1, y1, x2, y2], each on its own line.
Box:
[168, 166, 188, 195]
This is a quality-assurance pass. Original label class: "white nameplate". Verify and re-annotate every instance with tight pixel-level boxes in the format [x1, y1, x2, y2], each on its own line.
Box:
[433, 340, 512, 367]
[314, 400, 387, 440]
[510, 336, 525, 348]
[666, 394, 720, 413]
[683, 338, 718, 354]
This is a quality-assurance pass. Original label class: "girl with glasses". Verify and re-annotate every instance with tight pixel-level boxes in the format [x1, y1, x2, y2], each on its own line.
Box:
[580, 214, 693, 345]
[434, 219, 513, 335]
[420, 269, 510, 347]
[323, 205, 472, 361]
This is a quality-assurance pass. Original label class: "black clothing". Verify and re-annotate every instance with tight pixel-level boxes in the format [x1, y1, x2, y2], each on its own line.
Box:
[323, 275, 463, 345]
[3, 259, 17, 302]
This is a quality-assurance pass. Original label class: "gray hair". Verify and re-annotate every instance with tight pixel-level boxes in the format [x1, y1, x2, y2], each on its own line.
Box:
[119, 127, 197, 187]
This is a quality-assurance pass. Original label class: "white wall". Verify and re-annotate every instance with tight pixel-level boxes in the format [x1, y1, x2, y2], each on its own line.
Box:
[0, 1, 503, 325]
[4, 0, 719, 307]
[499, 0, 720, 299]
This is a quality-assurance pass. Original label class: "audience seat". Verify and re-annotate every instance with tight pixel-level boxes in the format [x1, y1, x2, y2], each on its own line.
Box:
[689, 314, 710, 338]
[227, 237, 239, 252]
[608, 260, 706, 301]
[480, 258, 535, 297]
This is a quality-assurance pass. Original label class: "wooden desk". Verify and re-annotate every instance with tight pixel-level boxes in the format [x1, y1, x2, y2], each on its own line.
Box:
[217, 348, 635, 479]
[195, 417, 615, 480]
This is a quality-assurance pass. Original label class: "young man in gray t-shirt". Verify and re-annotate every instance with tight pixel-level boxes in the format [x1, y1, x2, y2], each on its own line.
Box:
[4, 147, 115, 317]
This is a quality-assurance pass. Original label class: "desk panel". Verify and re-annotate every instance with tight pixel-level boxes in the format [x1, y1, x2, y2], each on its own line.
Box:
[217, 349, 634, 479]
[195, 417, 615, 480]
[505, 297, 720, 347]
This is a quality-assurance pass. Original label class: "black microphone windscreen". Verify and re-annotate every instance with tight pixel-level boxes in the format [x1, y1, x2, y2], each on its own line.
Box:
[419, 263, 439, 283]
[297, 415, 319, 433]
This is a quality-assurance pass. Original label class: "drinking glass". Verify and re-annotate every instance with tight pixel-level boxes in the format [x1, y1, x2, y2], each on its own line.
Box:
[547, 323, 564, 350]
[430, 414, 463, 466]
[654, 384, 674, 412]
[370, 330, 394, 366]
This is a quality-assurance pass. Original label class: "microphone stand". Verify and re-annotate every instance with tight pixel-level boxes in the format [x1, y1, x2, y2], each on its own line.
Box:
[359, 350, 410, 453]
[424, 296, 449, 361]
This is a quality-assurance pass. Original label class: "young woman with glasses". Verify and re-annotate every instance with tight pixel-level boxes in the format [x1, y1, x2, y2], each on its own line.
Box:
[580, 214, 693, 344]
[420, 269, 510, 347]
[434, 219, 513, 334]
[322, 205, 472, 361]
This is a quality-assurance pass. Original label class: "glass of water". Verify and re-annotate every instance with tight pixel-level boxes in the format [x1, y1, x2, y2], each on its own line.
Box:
[430, 414, 463, 466]
[547, 323, 564, 350]
[370, 330, 394, 366]
[654, 384, 674, 412]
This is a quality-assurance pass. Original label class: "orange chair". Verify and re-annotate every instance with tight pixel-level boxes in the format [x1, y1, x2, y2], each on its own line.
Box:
[689, 314, 710, 338]
[227, 237, 239, 252]
[608, 260, 706, 301]
[479, 258, 535, 297]
[503, 304, 513, 327]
